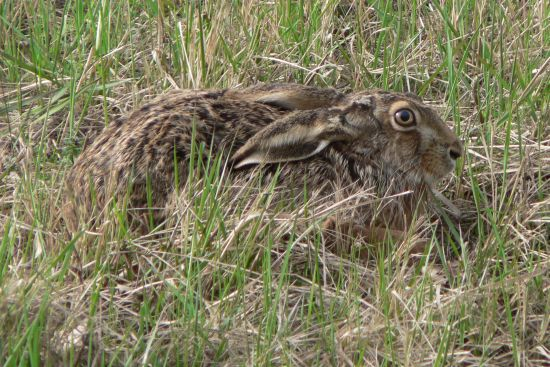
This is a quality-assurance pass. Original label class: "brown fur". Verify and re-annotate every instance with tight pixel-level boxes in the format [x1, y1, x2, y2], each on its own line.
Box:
[63, 84, 462, 239]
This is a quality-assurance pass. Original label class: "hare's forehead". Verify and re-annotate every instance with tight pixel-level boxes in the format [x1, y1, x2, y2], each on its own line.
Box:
[348, 91, 448, 126]
[350, 91, 423, 109]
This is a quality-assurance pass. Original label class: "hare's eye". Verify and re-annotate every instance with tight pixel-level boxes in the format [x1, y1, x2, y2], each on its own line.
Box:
[394, 109, 416, 127]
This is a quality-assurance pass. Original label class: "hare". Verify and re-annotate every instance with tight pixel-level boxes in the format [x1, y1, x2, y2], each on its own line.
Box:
[64, 83, 462, 243]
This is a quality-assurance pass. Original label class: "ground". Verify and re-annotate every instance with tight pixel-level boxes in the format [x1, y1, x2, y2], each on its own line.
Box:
[0, 1, 548, 366]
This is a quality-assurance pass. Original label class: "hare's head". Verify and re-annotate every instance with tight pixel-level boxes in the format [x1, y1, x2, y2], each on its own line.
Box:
[345, 91, 463, 185]
[232, 90, 462, 187]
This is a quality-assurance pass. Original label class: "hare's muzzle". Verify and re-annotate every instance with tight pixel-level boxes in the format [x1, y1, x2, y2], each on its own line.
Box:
[448, 140, 463, 161]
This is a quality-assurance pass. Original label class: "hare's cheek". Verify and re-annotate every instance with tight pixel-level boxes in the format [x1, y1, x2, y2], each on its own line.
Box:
[420, 154, 436, 180]
[421, 147, 454, 181]
[393, 133, 419, 160]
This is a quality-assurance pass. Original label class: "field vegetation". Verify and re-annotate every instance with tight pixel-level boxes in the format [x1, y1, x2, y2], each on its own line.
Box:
[0, 0, 548, 365]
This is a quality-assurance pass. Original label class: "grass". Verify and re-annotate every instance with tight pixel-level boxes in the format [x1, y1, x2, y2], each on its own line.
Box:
[0, 0, 548, 365]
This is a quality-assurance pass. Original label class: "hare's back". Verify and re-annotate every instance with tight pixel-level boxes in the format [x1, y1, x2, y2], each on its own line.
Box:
[74, 89, 290, 175]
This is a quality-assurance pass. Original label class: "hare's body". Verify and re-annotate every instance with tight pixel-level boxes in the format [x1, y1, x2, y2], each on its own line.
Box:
[65, 89, 286, 230]
[65, 84, 462, 238]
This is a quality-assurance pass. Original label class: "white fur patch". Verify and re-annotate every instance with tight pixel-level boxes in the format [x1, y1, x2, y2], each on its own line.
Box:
[309, 140, 330, 156]
[352, 96, 372, 107]
[329, 116, 342, 124]
[234, 153, 264, 168]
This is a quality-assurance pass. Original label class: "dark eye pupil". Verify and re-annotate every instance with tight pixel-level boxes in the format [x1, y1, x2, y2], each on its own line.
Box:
[399, 110, 410, 122]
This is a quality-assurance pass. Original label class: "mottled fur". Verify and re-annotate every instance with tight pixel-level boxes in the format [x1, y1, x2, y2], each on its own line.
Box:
[64, 84, 462, 238]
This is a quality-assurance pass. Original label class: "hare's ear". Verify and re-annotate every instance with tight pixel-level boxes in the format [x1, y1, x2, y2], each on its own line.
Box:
[255, 87, 344, 110]
[255, 92, 322, 110]
[226, 84, 345, 110]
[231, 107, 365, 168]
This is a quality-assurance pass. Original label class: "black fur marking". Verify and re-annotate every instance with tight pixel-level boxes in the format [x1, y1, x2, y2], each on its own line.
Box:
[219, 111, 237, 121]
[112, 117, 125, 127]
[204, 91, 225, 99]
[211, 102, 226, 110]
[196, 107, 211, 120]
[346, 156, 361, 182]
[127, 137, 136, 147]
[339, 114, 348, 126]
[162, 103, 176, 111]
[259, 100, 294, 111]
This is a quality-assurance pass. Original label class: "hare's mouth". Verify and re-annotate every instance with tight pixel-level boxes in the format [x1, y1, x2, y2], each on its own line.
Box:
[422, 163, 454, 186]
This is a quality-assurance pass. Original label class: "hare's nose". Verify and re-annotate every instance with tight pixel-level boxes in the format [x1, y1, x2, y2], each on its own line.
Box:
[448, 141, 463, 161]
